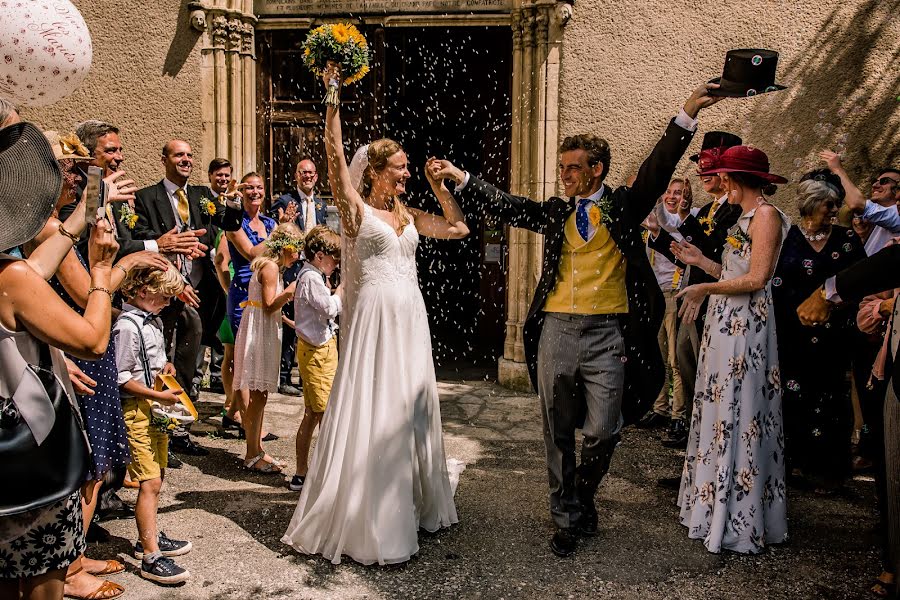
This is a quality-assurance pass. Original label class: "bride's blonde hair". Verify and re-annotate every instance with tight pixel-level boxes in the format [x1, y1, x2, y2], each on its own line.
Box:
[362, 138, 411, 230]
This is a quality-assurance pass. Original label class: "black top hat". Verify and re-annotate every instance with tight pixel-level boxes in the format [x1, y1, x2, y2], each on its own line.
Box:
[0, 122, 62, 252]
[708, 49, 787, 98]
[689, 131, 743, 162]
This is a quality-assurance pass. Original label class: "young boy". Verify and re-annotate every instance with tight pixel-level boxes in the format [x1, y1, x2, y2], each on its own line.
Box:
[114, 263, 193, 584]
[290, 225, 342, 491]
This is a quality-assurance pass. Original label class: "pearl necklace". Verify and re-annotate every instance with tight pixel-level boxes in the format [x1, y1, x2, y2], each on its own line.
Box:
[799, 223, 831, 242]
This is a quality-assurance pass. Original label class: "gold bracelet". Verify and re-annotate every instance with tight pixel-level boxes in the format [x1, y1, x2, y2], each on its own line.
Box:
[87, 286, 113, 298]
[58, 224, 79, 244]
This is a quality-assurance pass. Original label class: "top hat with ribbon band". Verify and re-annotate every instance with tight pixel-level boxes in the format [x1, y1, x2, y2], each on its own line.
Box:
[708, 49, 787, 98]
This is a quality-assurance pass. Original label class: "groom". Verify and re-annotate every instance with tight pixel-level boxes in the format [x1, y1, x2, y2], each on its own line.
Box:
[434, 83, 724, 556]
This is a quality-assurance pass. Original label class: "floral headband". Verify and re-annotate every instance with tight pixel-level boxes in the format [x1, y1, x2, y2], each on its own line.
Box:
[265, 234, 305, 254]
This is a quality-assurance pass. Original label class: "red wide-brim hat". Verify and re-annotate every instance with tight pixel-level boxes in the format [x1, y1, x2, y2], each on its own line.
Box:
[696, 145, 788, 184]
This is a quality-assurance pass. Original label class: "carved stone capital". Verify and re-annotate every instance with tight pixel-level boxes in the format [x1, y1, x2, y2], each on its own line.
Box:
[536, 8, 549, 43]
[240, 21, 255, 56]
[211, 14, 228, 49]
[511, 9, 523, 50]
[523, 10, 536, 48]
[226, 18, 243, 52]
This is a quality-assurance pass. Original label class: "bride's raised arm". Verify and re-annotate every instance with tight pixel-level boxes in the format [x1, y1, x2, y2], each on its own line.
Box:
[408, 157, 470, 240]
[322, 64, 365, 238]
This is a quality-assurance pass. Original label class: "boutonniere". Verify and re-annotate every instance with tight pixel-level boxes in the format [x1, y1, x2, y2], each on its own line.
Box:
[200, 197, 217, 216]
[315, 201, 324, 212]
[725, 226, 751, 251]
[592, 195, 614, 226]
[118, 204, 138, 229]
[698, 214, 716, 235]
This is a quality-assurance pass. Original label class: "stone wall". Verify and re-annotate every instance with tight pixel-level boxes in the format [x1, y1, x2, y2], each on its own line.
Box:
[560, 0, 900, 219]
[19, 0, 206, 188]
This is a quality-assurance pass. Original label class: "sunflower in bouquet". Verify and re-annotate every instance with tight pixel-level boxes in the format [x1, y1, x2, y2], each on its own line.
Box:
[302, 23, 370, 106]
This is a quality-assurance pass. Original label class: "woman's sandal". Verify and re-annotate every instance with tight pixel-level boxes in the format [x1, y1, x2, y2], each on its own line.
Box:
[870, 575, 896, 598]
[64, 567, 125, 600]
[85, 559, 125, 576]
[243, 451, 283, 474]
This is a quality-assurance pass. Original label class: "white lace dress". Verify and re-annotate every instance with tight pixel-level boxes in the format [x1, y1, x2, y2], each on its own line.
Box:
[282, 204, 462, 565]
[232, 270, 283, 393]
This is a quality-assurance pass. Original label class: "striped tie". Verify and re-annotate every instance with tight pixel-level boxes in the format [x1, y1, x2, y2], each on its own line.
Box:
[175, 189, 190, 225]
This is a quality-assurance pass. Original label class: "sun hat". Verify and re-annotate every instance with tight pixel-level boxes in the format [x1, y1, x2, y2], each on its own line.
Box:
[0, 122, 63, 251]
[696, 145, 788, 184]
[43, 131, 92, 161]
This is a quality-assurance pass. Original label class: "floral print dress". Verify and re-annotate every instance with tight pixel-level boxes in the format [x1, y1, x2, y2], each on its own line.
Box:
[678, 204, 790, 554]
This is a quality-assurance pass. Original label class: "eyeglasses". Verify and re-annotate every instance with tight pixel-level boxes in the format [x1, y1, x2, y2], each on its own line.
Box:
[876, 176, 900, 187]
[298, 170, 317, 176]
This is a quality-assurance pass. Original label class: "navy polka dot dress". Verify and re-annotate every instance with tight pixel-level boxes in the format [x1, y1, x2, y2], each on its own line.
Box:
[50, 251, 130, 480]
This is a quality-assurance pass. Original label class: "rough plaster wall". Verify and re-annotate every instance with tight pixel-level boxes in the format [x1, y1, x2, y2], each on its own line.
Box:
[19, 0, 206, 188]
[561, 0, 900, 219]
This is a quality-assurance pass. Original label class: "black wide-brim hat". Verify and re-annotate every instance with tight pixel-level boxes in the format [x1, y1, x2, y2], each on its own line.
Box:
[689, 130, 743, 162]
[0, 122, 62, 251]
[708, 49, 787, 98]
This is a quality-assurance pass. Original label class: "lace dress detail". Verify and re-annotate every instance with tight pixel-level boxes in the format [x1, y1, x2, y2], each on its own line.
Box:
[283, 204, 462, 565]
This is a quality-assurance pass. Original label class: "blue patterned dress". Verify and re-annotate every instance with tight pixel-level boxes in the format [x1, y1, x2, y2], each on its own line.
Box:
[226, 212, 275, 333]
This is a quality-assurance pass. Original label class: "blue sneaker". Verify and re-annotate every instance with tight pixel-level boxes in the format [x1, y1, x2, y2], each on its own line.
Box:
[134, 531, 193, 559]
[140, 555, 190, 585]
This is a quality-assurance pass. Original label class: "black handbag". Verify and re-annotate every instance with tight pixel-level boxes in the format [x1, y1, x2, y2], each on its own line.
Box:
[0, 341, 90, 516]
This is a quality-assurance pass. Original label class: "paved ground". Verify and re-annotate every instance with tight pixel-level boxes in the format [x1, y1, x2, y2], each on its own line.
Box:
[89, 379, 881, 600]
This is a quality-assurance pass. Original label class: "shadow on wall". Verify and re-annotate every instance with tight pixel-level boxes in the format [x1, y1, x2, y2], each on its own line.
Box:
[747, 0, 900, 186]
[163, 0, 203, 77]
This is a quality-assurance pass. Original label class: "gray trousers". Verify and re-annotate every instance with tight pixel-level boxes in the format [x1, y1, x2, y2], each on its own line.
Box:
[537, 313, 624, 529]
[885, 385, 900, 580]
[674, 316, 701, 423]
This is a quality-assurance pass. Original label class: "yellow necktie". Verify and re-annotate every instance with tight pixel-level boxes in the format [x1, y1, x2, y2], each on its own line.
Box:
[709, 199, 720, 216]
[175, 189, 190, 224]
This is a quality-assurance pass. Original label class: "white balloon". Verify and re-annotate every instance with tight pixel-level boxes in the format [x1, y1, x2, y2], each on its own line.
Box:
[0, 0, 93, 107]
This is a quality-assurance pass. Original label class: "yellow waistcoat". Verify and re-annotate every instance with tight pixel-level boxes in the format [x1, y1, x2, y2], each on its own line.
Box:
[543, 210, 629, 314]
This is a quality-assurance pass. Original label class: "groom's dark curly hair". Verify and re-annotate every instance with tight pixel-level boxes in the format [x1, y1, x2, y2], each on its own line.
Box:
[559, 134, 611, 182]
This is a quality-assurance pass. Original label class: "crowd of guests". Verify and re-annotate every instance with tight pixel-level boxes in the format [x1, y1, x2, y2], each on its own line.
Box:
[0, 96, 345, 598]
[640, 130, 900, 596]
[1, 74, 899, 600]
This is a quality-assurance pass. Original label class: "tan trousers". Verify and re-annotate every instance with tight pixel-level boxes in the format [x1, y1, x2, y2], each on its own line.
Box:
[653, 291, 685, 419]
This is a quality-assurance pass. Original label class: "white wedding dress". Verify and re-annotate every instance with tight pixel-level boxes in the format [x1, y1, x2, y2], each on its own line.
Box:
[282, 204, 462, 565]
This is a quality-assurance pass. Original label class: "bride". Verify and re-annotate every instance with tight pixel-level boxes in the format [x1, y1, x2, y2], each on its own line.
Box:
[281, 64, 470, 565]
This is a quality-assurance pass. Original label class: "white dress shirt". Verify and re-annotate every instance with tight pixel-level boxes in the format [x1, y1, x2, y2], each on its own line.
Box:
[294, 263, 342, 347]
[114, 304, 168, 393]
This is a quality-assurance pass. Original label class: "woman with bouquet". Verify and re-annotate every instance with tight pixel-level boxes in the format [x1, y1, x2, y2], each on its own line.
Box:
[282, 48, 469, 564]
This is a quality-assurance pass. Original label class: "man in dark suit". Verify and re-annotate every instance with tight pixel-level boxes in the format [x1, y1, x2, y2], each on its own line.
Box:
[73, 121, 204, 259]
[270, 158, 328, 395]
[133, 139, 241, 454]
[798, 244, 900, 595]
[435, 83, 725, 557]
[645, 131, 743, 449]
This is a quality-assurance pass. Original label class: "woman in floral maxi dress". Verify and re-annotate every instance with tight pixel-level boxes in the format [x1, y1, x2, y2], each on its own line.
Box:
[671, 145, 790, 554]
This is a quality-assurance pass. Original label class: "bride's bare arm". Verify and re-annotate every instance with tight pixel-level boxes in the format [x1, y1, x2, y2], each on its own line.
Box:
[409, 157, 470, 240]
[323, 65, 365, 238]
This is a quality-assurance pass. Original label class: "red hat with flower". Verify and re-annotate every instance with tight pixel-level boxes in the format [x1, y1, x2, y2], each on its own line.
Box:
[696, 145, 787, 184]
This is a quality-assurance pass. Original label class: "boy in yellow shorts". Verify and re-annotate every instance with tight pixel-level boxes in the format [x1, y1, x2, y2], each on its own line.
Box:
[290, 225, 342, 491]
[114, 263, 192, 585]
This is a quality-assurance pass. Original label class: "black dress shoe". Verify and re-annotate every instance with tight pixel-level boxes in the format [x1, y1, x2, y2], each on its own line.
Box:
[636, 411, 669, 429]
[661, 419, 688, 449]
[550, 528, 578, 557]
[576, 508, 599, 537]
[221, 414, 242, 431]
[656, 476, 682, 490]
[167, 450, 183, 469]
[262, 432, 279, 442]
[170, 436, 209, 456]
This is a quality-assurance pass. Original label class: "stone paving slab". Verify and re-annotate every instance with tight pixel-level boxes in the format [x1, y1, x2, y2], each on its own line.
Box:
[89, 380, 879, 599]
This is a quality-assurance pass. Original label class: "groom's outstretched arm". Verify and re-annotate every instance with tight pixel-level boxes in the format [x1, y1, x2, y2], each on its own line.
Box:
[431, 162, 550, 235]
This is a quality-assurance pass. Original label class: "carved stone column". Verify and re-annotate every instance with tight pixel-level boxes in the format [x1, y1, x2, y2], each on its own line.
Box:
[190, 1, 257, 175]
[498, 0, 569, 392]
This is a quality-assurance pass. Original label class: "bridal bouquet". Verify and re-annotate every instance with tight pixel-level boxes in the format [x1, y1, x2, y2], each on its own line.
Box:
[302, 23, 370, 106]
